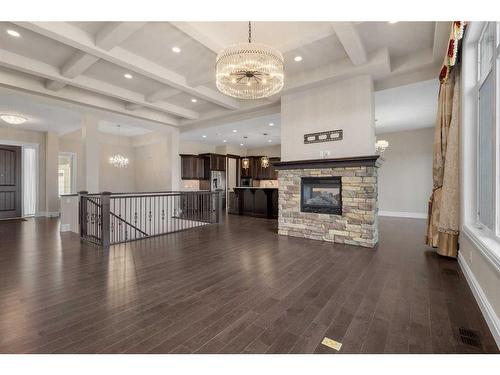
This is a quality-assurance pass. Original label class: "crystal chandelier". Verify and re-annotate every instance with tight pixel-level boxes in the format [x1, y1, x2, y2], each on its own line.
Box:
[109, 125, 129, 168]
[375, 140, 389, 155]
[109, 154, 129, 168]
[215, 22, 284, 99]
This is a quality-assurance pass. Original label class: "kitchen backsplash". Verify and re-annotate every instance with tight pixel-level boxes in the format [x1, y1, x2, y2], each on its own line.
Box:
[253, 180, 279, 188]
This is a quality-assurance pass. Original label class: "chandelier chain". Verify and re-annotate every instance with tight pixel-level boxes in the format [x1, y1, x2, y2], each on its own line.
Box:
[248, 21, 251, 43]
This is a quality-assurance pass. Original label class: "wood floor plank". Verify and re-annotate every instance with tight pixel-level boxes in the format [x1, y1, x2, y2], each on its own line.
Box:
[0, 215, 497, 354]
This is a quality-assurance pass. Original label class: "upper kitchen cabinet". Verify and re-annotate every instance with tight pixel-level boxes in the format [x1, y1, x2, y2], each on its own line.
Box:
[180, 154, 206, 180]
[200, 153, 226, 171]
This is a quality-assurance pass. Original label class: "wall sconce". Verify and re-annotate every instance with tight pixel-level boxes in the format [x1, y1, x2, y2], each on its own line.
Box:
[375, 140, 389, 155]
[242, 157, 250, 169]
[261, 156, 270, 168]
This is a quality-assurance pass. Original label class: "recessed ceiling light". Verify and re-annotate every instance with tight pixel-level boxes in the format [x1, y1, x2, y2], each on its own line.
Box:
[268, 139, 272, 143]
[172, 46, 181, 53]
[0, 114, 27, 125]
[240, 143, 244, 146]
[223, 140, 227, 143]
[294, 56, 303, 62]
[6, 29, 20, 38]
[269, 122, 274, 126]
[124, 73, 133, 79]
[202, 135, 207, 138]
[388, 21, 399, 24]
[191, 98, 197, 103]
[233, 129, 237, 133]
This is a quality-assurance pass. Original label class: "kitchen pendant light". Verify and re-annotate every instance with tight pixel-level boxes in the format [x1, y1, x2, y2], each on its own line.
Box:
[215, 22, 284, 99]
[241, 157, 250, 169]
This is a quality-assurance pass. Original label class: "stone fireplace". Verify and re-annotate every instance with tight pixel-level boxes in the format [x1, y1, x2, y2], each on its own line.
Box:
[274, 156, 380, 248]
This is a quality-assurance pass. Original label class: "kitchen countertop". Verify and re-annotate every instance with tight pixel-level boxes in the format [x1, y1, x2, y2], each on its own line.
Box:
[233, 187, 278, 190]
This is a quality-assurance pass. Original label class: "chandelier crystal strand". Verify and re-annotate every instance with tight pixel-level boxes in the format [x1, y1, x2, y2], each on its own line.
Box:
[215, 22, 284, 99]
[109, 124, 130, 168]
[109, 154, 129, 168]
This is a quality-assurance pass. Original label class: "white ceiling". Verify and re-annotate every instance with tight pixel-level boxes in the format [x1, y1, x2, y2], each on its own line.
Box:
[0, 21, 449, 127]
[0, 21, 448, 143]
[375, 78, 439, 134]
[0, 87, 82, 135]
[0, 86, 159, 137]
[180, 113, 280, 148]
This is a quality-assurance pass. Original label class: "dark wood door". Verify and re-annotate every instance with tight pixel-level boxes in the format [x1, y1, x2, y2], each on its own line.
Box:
[0, 145, 22, 219]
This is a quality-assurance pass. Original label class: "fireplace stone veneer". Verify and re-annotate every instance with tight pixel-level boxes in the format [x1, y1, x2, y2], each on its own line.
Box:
[274, 156, 380, 248]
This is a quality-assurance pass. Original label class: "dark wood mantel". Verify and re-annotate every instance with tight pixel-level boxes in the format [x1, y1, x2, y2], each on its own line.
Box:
[273, 155, 380, 170]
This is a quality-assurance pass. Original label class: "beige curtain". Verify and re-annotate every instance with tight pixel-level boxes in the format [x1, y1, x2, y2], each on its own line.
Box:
[425, 69, 460, 258]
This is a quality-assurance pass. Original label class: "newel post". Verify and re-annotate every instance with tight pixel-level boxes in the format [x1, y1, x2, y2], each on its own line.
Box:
[78, 190, 88, 238]
[101, 192, 111, 248]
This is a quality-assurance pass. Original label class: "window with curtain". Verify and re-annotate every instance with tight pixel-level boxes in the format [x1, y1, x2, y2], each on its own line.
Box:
[58, 153, 75, 195]
[476, 22, 500, 236]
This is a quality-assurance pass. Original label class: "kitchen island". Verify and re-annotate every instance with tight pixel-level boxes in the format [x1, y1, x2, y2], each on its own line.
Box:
[228, 187, 278, 219]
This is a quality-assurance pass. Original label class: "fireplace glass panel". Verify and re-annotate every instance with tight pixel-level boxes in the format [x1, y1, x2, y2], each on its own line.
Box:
[301, 177, 342, 215]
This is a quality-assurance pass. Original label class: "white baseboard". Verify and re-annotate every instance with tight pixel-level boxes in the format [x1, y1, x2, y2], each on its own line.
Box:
[458, 252, 500, 349]
[36, 211, 60, 218]
[378, 210, 427, 219]
[60, 223, 70, 232]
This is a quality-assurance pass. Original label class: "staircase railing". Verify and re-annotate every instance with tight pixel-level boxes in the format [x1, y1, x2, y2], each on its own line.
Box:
[78, 190, 221, 247]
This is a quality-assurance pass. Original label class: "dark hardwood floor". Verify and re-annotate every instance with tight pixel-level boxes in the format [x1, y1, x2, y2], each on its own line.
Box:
[0, 215, 497, 354]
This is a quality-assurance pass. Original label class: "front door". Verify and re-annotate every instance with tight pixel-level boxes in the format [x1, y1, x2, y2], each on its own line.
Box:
[0, 145, 22, 219]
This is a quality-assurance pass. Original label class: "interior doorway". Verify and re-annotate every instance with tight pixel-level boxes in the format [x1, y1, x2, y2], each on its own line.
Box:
[0, 145, 22, 219]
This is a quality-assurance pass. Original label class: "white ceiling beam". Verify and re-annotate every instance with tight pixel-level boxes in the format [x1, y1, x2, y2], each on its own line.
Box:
[125, 102, 143, 111]
[169, 22, 223, 54]
[0, 48, 198, 120]
[45, 80, 67, 91]
[331, 22, 367, 66]
[46, 51, 99, 91]
[14, 22, 239, 110]
[0, 68, 180, 126]
[60, 51, 100, 78]
[96, 22, 147, 50]
[46, 22, 145, 92]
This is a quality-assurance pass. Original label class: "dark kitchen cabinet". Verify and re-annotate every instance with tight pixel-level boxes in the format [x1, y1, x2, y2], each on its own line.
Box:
[180, 154, 206, 180]
[200, 153, 226, 171]
[240, 156, 280, 180]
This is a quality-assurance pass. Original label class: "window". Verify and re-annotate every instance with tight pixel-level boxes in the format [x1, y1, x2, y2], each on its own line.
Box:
[476, 22, 500, 237]
[58, 153, 76, 195]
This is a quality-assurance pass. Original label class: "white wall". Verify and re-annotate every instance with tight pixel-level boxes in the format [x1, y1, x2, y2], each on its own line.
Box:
[134, 133, 171, 192]
[246, 144, 281, 157]
[281, 75, 375, 161]
[179, 140, 216, 155]
[100, 142, 136, 192]
[378, 128, 433, 218]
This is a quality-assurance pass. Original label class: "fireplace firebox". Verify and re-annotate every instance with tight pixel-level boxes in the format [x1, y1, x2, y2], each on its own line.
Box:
[300, 177, 342, 215]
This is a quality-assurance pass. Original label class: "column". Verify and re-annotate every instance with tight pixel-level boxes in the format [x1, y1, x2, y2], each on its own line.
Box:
[81, 114, 100, 193]
[45, 131, 60, 216]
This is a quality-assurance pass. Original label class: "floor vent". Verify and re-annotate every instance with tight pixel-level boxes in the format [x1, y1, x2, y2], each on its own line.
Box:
[458, 327, 482, 348]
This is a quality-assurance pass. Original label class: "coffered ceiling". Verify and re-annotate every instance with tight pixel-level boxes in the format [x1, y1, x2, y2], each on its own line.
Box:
[0, 21, 450, 135]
